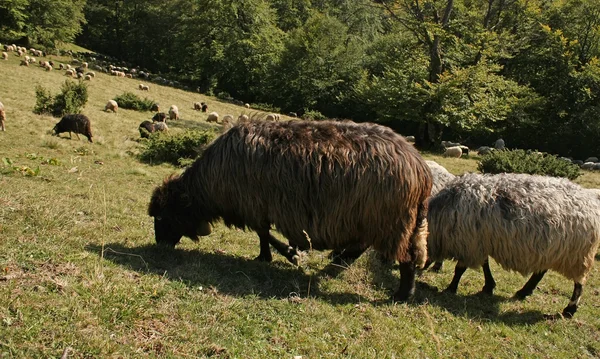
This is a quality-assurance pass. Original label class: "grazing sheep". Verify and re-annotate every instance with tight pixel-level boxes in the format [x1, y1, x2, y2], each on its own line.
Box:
[584, 157, 598, 163]
[19, 59, 28, 66]
[105, 100, 118, 113]
[1, 52, 7, 60]
[151, 103, 160, 112]
[52, 114, 93, 143]
[139, 120, 168, 138]
[222, 114, 234, 124]
[0, 101, 5, 131]
[84, 74, 92, 81]
[265, 113, 281, 121]
[168, 105, 179, 120]
[59, 63, 65, 70]
[405, 135, 415, 142]
[443, 146, 462, 158]
[494, 138, 505, 150]
[194, 102, 202, 110]
[238, 114, 249, 122]
[45, 64, 53, 71]
[206, 112, 219, 123]
[288, 112, 297, 118]
[477, 146, 493, 155]
[201, 103, 208, 112]
[152, 112, 167, 122]
[581, 162, 595, 170]
[427, 173, 600, 318]
[148, 119, 432, 301]
[86, 71, 95, 78]
[139, 84, 149, 91]
[65, 69, 75, 77]
[245, 103, 250, 108]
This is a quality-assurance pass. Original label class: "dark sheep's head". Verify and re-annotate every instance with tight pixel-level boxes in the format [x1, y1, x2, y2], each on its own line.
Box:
[148, 176, 212, 248]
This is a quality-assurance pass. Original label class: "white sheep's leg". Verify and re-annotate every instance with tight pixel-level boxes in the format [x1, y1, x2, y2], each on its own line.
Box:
[481, 258, 496, 294]
[444, 264, 467, 294]
[513, 270, 547, 300]
[562, 282, 583, 318]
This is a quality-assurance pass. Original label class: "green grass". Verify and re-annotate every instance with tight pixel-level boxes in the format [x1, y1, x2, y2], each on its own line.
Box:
[1, 49, 600, 358]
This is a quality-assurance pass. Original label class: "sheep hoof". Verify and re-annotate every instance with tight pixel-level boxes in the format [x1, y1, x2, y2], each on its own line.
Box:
[255, 253, 272, 262]
[562, 305, 577, 319]
[512, 290, 530, 301]
[480, 285, 495, 295]
[392, 289, 415, 303]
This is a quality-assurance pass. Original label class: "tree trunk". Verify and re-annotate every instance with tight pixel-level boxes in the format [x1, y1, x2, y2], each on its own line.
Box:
[415, 121, 443, 150]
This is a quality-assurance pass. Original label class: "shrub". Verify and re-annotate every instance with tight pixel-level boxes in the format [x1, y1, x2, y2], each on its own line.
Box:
[302, 109, 327, 121]
[478, 149, 581, 180]
[139, 130, 218, 166]
[34, 80, 88, 117]
[113, 92, 157, 111]
[250, 103, 281, 113]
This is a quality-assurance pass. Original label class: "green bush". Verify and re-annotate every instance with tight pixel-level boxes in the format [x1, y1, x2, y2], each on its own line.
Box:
[250, 103, 281, 113]
[139, 130, 218, 166]
[478, 149, 581, 180]
[113, 92, 157, 111]
[302, 109, 327, 121]
[34, 80, 88, 117]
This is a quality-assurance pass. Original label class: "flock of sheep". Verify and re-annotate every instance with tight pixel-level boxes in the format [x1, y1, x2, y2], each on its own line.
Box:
[2, 43, 599, 319]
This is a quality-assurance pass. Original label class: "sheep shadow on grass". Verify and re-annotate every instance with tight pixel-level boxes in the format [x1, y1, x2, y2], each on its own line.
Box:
[361, 253, 549, 326]
[85, 242, 373, 305]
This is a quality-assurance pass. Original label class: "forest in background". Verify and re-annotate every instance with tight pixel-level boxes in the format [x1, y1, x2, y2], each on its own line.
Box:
[1, 0, 599, 158]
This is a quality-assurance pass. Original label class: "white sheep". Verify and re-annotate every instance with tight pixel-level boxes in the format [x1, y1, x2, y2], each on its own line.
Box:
[105, 100, 118, 113]
[584, 157, 598, 163]
[222, 114, 234, 124]
[443, 146, 462, 158]
[168, 105, 179, 120]
[427, 173, 600, 318]
[86, 71, 95, 78]
[476, 146, 493, 155]
[265, 113, 280, 121]
[207, 112, 219, 123]
[2, 52, 8, 60]
[238, 114, 249, 122]
[65, 69, 75, 77]
[139, 84, 149, 91]
[193, 102, 202, 110]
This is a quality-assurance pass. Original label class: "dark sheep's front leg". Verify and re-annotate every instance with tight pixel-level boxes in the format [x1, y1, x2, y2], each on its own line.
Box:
[562, 282, 583, 318]
[256, 229, 300, 265]
[444, 264, 467, 294]
[255, 229, 273, 262]
[513, 270, 547, 300]
[481, 259, 496, 295]
[393, 262, 416, 302]
[431, 261, 443, 272]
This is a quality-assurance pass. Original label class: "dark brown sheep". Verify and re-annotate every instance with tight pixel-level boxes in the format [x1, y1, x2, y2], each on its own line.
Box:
[139, 120, 168, 138]
[148, 119, 432, 301]
[52, 114, 93, 142]
[152, 112, 167, 122]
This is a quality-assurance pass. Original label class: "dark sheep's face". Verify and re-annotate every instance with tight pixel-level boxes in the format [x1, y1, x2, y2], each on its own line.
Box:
[149, 177, 212, 248]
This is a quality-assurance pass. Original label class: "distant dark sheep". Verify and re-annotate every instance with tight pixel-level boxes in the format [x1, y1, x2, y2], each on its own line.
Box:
[427, 173, 600, 317]
[139, 120, 168, 138]
[201, 103, 208, 112]
[52, 114, 93, 142]
[152, 112, 167, 122]
[150, 103, 160, 112]
[148, 119, 432, 301]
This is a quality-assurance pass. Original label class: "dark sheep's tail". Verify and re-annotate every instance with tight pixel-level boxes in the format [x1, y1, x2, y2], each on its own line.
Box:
[411, 201, 429, 269]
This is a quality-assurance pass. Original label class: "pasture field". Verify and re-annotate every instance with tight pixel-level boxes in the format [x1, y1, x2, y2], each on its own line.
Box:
[1, 51, 600, 359]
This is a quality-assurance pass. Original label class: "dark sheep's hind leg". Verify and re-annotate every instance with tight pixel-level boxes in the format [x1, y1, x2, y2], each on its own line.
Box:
[562, 282, 583, 318]
[393, 262, 416, 302]
[329, 245, 366, 266]
[444, 264, 467, 294]
[514, 270, 547, 300]
[480, 259, 496, 295]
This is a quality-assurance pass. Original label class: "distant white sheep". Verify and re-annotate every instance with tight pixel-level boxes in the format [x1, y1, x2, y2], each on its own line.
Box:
[3, 52, 9, 60]
[0, 101, 5, 131]
[266, 113, 280, 121]
[222, 114, 234, 124]
[168, 105, 179, 120]
[139, 84, 149, 91]
[443, 146, 462, 158]
[105, 100, 118, 113]
[207, 112, 219, 123]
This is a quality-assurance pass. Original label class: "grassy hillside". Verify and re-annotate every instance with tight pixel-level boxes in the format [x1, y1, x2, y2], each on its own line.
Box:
[1, 51, 599, 358]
